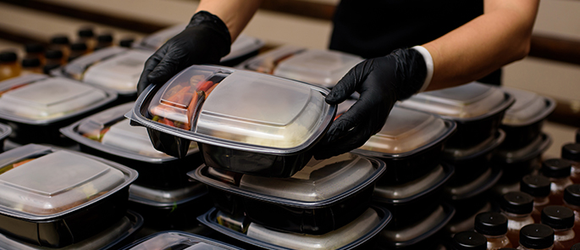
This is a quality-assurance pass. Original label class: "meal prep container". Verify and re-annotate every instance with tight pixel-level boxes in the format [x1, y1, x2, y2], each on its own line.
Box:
[0, 74, 117, 144]
[238, 45, 363, 88]
[133, 24, 264, 66]
[128, 183, 211, 229]
[121, 230, 243, 250]
[60, 102, 202, 189]
[59, 47, 150, 97]
[445, 193, 492, 235]
[0, 122, 11, 152]
[198, 206, 392, 250]
[0, 210, 143, 250]
[373, 163, 454, 227]
[189, 153, 385, 235]
[493, 132, 551, 185]
[0, 144, 138, 247]
[377, 203, 455, 249]
[349, 104, 456, 184]
[128, 65, 335, 177]
[444, 163, 502, 201]
[499, 87, 555, 150]
[397, 82, 514, 149]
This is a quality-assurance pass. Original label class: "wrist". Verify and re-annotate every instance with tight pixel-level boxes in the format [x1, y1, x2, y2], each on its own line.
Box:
[412, 46, 433, 92]
[389, 48, 427, 101]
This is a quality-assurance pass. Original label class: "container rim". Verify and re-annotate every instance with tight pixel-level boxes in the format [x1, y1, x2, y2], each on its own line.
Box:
[386, 203, 455, 247]
[0, 122, 12, 143]
[446, 165, 503, 200]
[501, 91, 556, 127]
[128, 183, 208, 207]
[443, 129, 506, 161]
[120, 229, 244, 250]
[493, 132, 552, 164]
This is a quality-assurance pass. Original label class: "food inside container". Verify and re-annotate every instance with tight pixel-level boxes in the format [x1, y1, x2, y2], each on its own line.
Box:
[189, 153, 385, 235]
[130, 65, 334, 177]
[121, 230, 243, 250]
[0, 144, 137, 247]
[198, 206, 391, 250]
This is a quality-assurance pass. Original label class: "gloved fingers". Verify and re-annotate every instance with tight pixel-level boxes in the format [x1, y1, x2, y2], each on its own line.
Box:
[313, 122, 372, 159]
[146, 47, 187, 86]
[326, 60, 373, 104]
[137, 52, 163, 95]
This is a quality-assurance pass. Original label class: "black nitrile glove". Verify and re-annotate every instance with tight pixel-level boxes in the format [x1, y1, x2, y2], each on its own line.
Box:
[313, 48, 427, 159]
[137, 11, 231, 94]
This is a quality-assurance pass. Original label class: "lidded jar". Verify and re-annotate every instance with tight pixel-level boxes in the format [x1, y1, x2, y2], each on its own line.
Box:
[474, 212, 513, 249]
[520, 174, 551, 223]
[540, 205, 578, 250]
[500, 192, 535, 248]
[518, 224, 554, 250]
[541, 158, 574, 205]
[451, 231, 487, 250]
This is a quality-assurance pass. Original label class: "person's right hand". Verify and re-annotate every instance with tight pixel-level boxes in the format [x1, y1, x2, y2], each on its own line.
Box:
[137, 11, 231, 94]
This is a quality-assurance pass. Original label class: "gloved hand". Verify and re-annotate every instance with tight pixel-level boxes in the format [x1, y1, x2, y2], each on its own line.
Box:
[313, 48, 427, 159]
[137, 11, 231, 94]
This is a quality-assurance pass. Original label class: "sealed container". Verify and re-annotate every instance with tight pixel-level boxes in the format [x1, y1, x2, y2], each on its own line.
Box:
[189, 153, 385, 235]
[377, 203, 455, 249]
[0, 51, 21, 81]
[518, 224, 554, 250]
[373, 163, 454, 227]
[0, 74, 116, 144]
[0, 210, 143, 250]
[59, 47, 150, 97]
[446, 194, 492, 236]
[60, 102, 202, 189]
[493, 133, 551, 186]
[0, 122, 11, 152]
[129, 65, 335, 177]
[397, 82, 514, 149]
[499, 87, 555, 150]
[121, 230, 243, 250]
[198, 206, 391, 250]
[0, 144, 138, 247]
[237, 45, 305, 74]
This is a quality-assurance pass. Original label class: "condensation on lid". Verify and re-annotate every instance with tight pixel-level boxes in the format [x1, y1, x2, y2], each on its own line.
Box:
[501, 87, 554, 126]
[273, 49, 363, 88]
[83, 50, 150, 93]
[127, 231, 239, 250]
[397, 82, 506, 119]
[0, 77, 107, 120]
[0, 150, 125, 216]
[238, 153, 376, 201]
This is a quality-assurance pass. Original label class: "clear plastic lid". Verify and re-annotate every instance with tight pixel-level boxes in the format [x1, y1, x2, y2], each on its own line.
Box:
[129, 182, 207, 205]
[373, 164, 450, 201]
[125, 231, 242, 250]
[0, 75, 112, 123]
[82, 49, 151, 94]
[238, 45, 305, 74]
[397, 82, 512, 120]
[444, 130, 505, 160]
[136, 24, 187, 50]
[63, 47, 128, 80]
[221, 34, 265, 62]
[190, 153, 385, 206]
[380, 204, 452, 243]
[0, 144, 137, 219]
[494, 133, 551, 163]
[501, 87, 555, 126]
[133, 65, 333, 153]
[273, 49, 363, 88]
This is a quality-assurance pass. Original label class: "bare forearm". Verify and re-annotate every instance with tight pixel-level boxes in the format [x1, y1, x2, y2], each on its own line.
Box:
[423, 0, 539, 90]
[196, 0, 263, 42]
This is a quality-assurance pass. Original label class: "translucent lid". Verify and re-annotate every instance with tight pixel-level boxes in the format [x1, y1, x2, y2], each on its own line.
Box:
[125, 231, 242, 250]
[238, 45, 305, 74]
[190, 153, 385, 206]
[83, 49, 151, 94]
[397, 82, 513, 120]
[0, 144, 137, 219]
[444, 130, 505, 160]
[133, 65, 334, 154]
[135, 24, 187, 50]
[373, 164, 451, 201]
[494, 133, 551, 163]
[63, 47, 127, 80]
[221, 34, 265, 62]
[129, 182, 207, 205]
[380, 204, 452, 243]
[0, 76, 110, 122]
[273, 49, 363, 88]
[501, 87, 555, 126]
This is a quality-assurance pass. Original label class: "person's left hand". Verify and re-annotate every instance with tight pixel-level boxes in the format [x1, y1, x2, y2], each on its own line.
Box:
[313, 48, 427, 159]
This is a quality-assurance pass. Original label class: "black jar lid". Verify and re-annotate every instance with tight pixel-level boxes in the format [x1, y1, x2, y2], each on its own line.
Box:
[519, 224, 554, 249]
[0, 51, 17, 62]
[520, 174, 551, 198]
[21, 57, 41, 67]
[43, 63, 61, 74]
[451, 231, 487, 250]
[541, 205, 574, 230]
[97, 34, 113, 43]
[576, 129, 580, 143]
[541, 158, 572, 178]
[70, 42, 88, 51]
[45, 49, 63, 59]
[78, 27, 95, 38]
[24, 43, 44, 54]
[474, 212, 508, 236]
[119, 38, 135, 48]
[564, 184, 580, 206]
[562, 143, 580, 162]
[50, 35, 70, 45]
[572, 243, 580, 250]
[500, 191, 534, 215]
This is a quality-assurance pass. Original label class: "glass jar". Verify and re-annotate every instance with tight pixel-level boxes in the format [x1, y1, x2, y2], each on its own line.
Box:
[0, 51, 21, 81]
[500, 192, 535, 248]
[541, 158, 574, 205]
[540, 205, 578, 250]
[475, 212, 513, 250]
[517, 224, 553, 250]
[520, 174, 551, 223]
[561, 143, 580, 184]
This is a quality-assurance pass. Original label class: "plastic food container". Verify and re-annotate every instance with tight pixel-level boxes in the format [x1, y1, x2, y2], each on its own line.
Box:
[238, 46, 363, 88]
[349, 104, 456, 184]
[121, 230, 244, 250]
[0, 74, 117, 144]
[493, 133, 551, 185]
[60, 47, 150, 97]
[128, 65, 335, 177]
[189, 153, 385, 235]
[60, 102, 202, 189]
[128, 183, 211, 229]
[0, 210, 143, 250]
[397, 82, 514, 149]
[133, 24, 264, 66]
[198, 206, 391, 250]
[500, 87, 555, 150]
[445, 193, 492, 235]
[0, 144, 138, 247]
[444, 163, 502, 201]
[373, 163, 454, 227]
[377, 203, 454, 249]
[0, 122, 11, 152]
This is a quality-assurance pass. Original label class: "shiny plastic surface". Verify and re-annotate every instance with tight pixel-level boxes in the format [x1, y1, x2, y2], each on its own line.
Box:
[238, 45, 305, 74]
[62, 47, 126, 80]
[122, 231, 242, 250]
[501, 87, 555, 126]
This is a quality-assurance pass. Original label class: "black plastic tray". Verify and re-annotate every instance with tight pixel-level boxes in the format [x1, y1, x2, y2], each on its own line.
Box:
[444, 164, 503, 201]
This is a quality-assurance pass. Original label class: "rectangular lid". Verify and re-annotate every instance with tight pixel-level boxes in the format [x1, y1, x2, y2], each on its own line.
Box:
[397, 82, 512, 120]
[136, 24, 187, 50]
[63, 47, 128, 80]
[238, 45, 305, 74]
[501, 87, 555, 126]
[126, 231, 242, 250]
[83, 50, 151, 94]
[221, 34, 265, 62]
[0, 144, 137, 219]
[273, 49, 363, 88]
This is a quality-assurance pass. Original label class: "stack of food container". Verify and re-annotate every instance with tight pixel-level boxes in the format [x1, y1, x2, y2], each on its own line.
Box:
[0, 74, 117, 145]
[397, 82, 515, 236]
[60, 102, 210, 229]
[120, 231, 243, 250]
[0, 144, 141, 249]
[127, 65, 392, 249]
